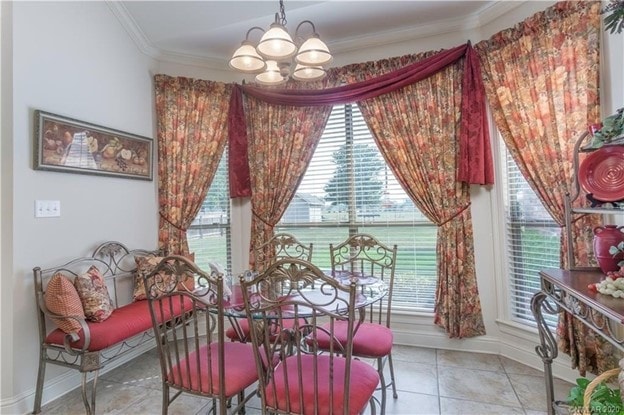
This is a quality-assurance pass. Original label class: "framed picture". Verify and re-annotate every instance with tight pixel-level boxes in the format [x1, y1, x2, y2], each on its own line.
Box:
[33, 110, 153, 180]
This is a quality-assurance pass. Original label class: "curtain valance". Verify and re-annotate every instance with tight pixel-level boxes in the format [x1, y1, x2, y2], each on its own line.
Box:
[228, 42, 493, 198]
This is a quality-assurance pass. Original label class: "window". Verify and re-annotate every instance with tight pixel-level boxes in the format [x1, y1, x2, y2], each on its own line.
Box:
[187, 149, 231, 273]
[501, 144, 560, 326]
[278, 104, 437, 310]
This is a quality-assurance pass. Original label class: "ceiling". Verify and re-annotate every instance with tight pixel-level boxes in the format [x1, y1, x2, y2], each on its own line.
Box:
[111, 1, 524, 69]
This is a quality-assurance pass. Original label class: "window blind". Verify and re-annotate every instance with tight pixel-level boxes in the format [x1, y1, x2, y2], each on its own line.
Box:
[187, 148, 232, 273]
[501, 144, 560, 326]
[278, 104, 437, 310]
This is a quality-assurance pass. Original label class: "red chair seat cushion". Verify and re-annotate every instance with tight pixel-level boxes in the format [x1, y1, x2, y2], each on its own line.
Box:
[266, 354, 379, 415]
[45, 298, 193, 351]
[225, 319, 252, 342]
[317, 321, 393, 357]
[168, 342, 258, 397]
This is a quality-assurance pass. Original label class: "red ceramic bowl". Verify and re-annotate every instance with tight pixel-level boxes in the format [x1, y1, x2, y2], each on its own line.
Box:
[578, 145, 624, 202]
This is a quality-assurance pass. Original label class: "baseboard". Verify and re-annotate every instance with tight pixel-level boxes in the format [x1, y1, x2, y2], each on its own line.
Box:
[498, 335, 580, 385]
[390, 311, 502, 353]
[392, 316, 580, 386]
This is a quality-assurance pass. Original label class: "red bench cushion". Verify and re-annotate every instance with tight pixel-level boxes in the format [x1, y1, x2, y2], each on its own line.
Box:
[45, 298, 192, 351]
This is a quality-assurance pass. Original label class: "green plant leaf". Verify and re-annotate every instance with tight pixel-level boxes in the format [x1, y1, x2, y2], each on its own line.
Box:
[590, 107, 624, 145]
[604, 117, 617, 129]
[603, 1, 624, 34]
[588, 382, 624, 413]
[566, 377, 624, 413]
[587, 136, 606, 149]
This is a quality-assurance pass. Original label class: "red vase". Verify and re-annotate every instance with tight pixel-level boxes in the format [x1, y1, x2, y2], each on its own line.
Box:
[593, 225, 624, 273]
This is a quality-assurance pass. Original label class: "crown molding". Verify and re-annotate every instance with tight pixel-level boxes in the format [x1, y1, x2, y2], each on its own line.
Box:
[476, 1, 526, 24]
[107, 1, 527, 71]
[153, 49, 227, 70]
[105, 1, 227, 70]
[329, 14, 481, 55]
[330, 2, 525, 55]
[106, 1, 159, 58]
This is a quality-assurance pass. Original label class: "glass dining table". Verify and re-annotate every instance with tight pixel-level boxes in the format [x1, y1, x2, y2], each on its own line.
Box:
[222, 271, 388, 341]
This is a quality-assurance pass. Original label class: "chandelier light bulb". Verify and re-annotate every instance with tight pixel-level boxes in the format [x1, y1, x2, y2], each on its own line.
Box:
[256, 60, 287, 85]
[295, 36, 332, 67]
[229, 41, 266, 73]
[257, 23, 296, 61]
[292, 64, 326, 82]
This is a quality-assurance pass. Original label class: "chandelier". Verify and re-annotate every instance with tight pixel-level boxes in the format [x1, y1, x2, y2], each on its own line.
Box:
[228, 0, 332, 85]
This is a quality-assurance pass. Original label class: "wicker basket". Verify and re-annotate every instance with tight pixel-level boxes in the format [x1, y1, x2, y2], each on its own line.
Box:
[581, 367, 621, 415]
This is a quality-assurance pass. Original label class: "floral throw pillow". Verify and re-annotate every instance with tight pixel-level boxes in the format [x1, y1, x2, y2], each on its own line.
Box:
[133, 256, 164, 301]
[133, 255, 196, 301]
[74, 265, 114, 322]
[44, 273, 86, 334]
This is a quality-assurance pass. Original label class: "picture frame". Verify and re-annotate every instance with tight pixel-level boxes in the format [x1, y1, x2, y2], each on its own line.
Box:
[33, 110, 153, 181]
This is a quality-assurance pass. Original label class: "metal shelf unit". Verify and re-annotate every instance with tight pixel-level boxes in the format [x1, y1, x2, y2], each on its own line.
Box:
[534, 132, 624, 414]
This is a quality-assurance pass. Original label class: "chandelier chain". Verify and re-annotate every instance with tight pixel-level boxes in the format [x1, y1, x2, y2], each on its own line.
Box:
[278, 0, 287, 26]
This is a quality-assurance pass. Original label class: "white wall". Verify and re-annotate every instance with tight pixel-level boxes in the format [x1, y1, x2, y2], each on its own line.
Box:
[2, 2, 157, 413]
[0, 0, 12, 409]
[2, 1, 622, 414]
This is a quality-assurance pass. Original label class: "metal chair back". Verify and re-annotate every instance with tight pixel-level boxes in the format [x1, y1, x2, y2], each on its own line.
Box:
[330, 233, 397, 328]
[240, 258, 379, 415]
[144, 255, 257, 415]
[253, 232, 313, 272]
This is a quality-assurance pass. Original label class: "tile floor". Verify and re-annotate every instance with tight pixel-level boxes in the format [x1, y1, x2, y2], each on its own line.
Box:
[40, 345, 574, 414]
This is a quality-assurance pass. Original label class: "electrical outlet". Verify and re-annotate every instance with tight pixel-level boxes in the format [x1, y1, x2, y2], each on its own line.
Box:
[35, 200, 61, 218]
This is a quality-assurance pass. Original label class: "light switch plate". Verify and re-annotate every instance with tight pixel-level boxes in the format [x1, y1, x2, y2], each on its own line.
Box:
[35, 200, 61, 218]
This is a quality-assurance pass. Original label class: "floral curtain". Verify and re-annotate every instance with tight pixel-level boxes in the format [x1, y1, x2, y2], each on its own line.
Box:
[245, 75, 342, 266]
[474, 1, 610, 374]
[229, 43, 493, 198]
[154, 75, 231, 255]
[340, 51, 485, 338]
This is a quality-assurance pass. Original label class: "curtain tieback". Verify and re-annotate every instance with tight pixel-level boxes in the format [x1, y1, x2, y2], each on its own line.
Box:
[252, 210, 275, 228]
[159, 211, 187, 232]
[439, 203, 471, 227]
[569, 213, 589, 225]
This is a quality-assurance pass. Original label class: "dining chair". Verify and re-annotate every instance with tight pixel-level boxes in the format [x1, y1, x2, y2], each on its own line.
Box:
[226, 232, 313, 342]
[240, 258, 380, 415]
[327, 233, 398, 415]
[253, 232, 314, 272]
[143, 255, 258, 415]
